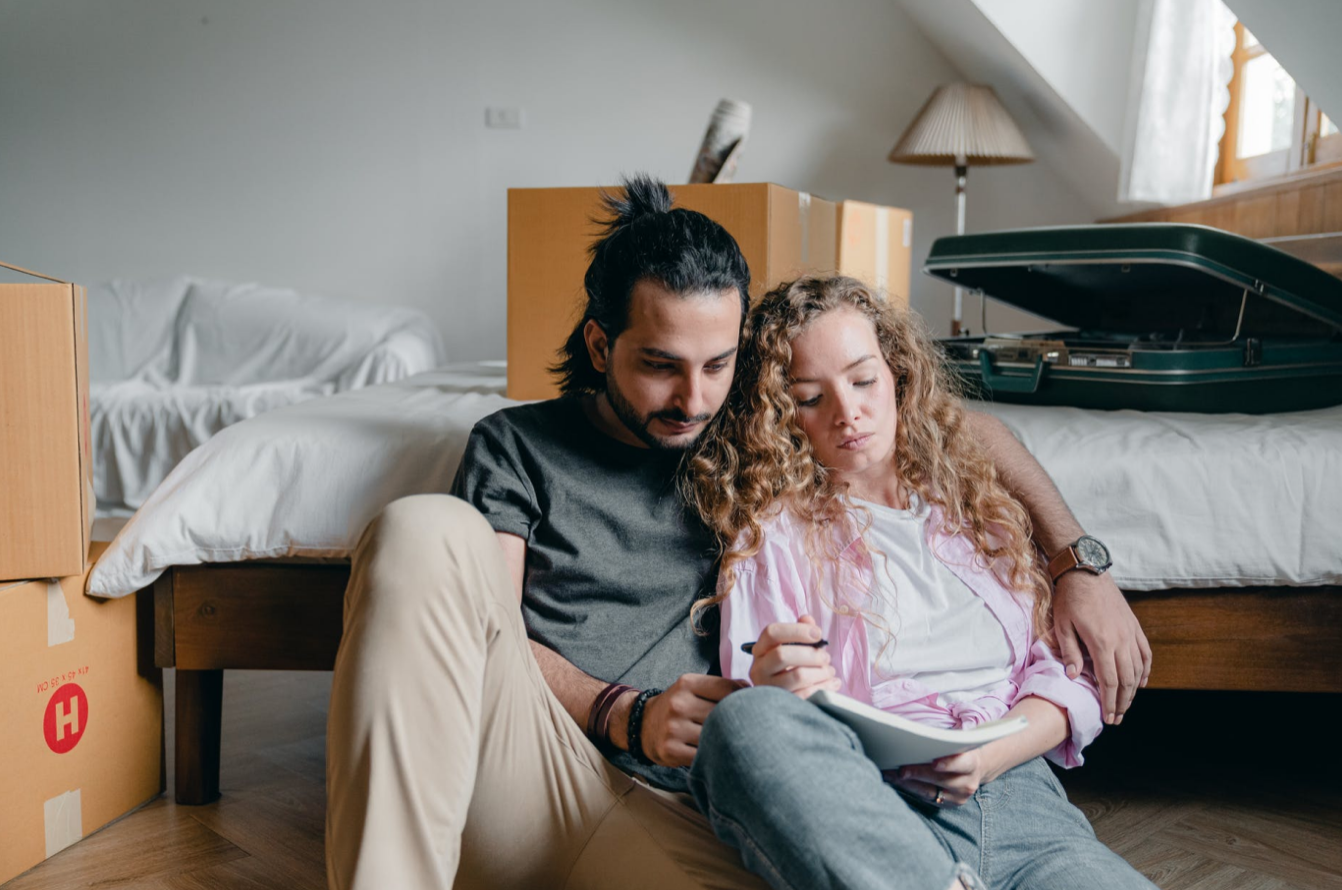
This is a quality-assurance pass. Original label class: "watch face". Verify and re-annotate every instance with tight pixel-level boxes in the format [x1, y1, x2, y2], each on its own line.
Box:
[1076, 536, 1110, 569]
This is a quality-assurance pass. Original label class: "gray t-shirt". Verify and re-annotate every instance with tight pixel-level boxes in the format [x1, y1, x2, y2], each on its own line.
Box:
[450, 396, 718, 789]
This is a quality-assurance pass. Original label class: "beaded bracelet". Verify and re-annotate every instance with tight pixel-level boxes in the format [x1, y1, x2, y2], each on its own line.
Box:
[625, 687, 662, 766]
[586, 682, 635, 745]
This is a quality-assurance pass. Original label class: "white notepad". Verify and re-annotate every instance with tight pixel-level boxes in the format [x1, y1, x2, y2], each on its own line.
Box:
[810, 689, 1028, 769]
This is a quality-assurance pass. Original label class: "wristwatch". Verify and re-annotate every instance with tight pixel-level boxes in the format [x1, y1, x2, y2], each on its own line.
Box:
[1047, 535, 1112, 582]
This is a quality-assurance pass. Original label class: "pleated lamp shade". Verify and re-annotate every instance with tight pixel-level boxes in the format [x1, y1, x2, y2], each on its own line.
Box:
[889, 84, 1033, 167]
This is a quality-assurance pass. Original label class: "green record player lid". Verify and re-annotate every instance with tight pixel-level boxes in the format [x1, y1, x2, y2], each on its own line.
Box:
[923, 223, 1342, 336]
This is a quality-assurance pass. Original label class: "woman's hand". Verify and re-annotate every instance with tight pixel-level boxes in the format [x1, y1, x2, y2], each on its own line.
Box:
[749, 615, 841, 699]
[884, 747, 998, 808]
[884, 697, 1069, 806]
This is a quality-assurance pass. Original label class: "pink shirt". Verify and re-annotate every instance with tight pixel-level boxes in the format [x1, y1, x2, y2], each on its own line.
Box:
[719, 506, 1104, 767]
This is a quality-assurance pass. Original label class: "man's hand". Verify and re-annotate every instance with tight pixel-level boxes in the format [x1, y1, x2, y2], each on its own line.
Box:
[748, 615, 841, 699]
[609, 674, 745, 768]
[1052, 571, 1152, 725]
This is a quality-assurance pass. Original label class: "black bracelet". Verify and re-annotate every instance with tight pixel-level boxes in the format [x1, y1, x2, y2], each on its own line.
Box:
[625, 687, 662, 766]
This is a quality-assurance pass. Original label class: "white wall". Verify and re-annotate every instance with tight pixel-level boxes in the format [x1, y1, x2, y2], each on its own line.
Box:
[0, 0, 1094, 358]
[972, 0, 1140, 154]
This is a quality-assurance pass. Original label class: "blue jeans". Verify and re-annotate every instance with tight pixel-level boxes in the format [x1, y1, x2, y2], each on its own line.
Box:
[688, 686, 1156, 890]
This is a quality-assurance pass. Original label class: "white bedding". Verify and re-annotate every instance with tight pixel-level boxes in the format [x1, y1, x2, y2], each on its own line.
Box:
[90, 276, 447, 513]
[973, 402, 1342, 591]
[89, 363, 510, 597]
[88, 369, 1342, 598]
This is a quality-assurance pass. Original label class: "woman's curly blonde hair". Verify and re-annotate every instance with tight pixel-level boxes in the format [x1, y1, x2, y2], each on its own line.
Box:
[684, 275, 1052, 639]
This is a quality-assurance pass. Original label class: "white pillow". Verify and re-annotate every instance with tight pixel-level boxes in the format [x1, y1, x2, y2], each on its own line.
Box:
[167, 279, 445, 386]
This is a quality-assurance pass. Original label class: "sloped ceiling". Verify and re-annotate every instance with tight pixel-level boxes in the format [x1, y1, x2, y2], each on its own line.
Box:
[1226, 0, 1342, 121]
[895, 0, 1134, 220]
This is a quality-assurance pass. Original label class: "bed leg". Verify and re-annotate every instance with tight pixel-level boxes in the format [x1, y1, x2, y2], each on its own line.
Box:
[176, 668, 224, 805]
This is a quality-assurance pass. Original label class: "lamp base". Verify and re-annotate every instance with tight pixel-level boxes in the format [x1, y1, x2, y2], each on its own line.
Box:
[952, 164, 968, 338]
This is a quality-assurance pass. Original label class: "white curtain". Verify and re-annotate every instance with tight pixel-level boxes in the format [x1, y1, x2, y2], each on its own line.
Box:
[1118, 0, 1237, 205]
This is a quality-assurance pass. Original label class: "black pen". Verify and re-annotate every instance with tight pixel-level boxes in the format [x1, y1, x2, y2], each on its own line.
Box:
[739, 639, 828, 655]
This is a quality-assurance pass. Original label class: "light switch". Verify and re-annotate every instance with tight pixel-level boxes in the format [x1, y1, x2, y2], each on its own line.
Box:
[485, 107, 525, 129]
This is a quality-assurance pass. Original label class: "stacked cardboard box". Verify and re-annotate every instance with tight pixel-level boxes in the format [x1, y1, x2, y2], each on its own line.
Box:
[0, 542, 164, 885]
[1, 262, 94, 582]
[837, 199, 914, 308]
[1, 263, 163, 884]
[506, 184, 912, 401]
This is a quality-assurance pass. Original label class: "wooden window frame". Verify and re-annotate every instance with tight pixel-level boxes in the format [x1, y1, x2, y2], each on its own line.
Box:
[1303, 97, 1342, 167]
[1216, 22, 1342, 190]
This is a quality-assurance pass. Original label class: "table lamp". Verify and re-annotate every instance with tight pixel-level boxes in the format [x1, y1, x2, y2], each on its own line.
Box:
[889, 83, 1034, 336]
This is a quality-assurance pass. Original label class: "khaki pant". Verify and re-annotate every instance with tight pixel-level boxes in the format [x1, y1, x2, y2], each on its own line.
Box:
[326, 495, 767, 890]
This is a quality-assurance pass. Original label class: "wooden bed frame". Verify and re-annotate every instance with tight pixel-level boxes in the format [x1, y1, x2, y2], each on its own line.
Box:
[151, 561, 1342, 805]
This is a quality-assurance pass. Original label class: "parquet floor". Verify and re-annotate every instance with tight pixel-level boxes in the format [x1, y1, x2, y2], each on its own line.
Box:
[1061, 690, 1342, 890]
[5, 671, 329, 890]
[5, 674, 1340, 889]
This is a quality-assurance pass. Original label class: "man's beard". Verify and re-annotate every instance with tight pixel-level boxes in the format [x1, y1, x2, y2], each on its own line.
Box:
[605, 371, 712, 452]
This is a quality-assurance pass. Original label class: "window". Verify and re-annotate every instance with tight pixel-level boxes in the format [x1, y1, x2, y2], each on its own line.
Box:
[1215, 22, 1341, 186]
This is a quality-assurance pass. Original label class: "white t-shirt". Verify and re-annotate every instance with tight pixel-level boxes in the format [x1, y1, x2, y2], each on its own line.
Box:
[855, 496, 1013, 704]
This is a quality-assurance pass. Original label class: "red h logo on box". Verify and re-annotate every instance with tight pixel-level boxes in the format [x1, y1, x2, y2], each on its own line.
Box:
[44, 683, 89, 754]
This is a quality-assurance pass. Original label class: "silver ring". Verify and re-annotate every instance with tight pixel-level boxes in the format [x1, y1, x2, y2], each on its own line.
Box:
[934, 786, 944, 805]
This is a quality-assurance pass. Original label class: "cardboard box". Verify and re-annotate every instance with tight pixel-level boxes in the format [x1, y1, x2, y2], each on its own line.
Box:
[1, 261, 95, 581]
[506, 185, 912, 401]
[837, 200, 914, 305]
[507, 183, 837, 400]
[0, 542, 163, 885]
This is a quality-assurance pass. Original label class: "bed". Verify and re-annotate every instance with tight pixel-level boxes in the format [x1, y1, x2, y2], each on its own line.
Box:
[87, 363, 1342, 804]
[89, 276, 447, 514]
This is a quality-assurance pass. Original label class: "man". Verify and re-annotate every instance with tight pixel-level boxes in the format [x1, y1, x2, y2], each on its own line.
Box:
[326, 175, 1151, 889]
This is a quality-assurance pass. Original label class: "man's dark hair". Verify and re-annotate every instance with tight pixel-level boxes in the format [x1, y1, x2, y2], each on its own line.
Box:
[551, 174, 751, 395]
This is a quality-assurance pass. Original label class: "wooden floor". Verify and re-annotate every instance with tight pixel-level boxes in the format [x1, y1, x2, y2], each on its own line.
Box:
[5, 674, 1340, 889]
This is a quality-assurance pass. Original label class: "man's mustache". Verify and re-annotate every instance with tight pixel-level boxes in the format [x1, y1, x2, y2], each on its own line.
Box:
[651, 410, 712, 425]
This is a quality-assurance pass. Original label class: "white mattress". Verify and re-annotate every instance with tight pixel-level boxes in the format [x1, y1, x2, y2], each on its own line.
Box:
[87, 368, 1342, 597]
[972, 401, 1342, 592]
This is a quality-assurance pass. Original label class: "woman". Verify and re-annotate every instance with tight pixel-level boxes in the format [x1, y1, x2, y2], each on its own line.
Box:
[686, 276, 1153, 890]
